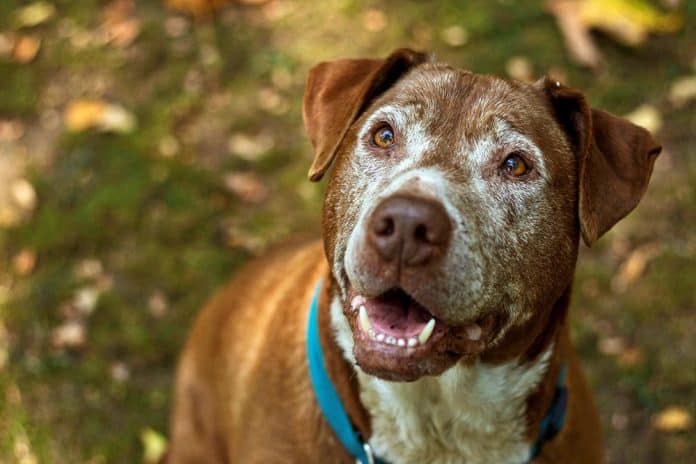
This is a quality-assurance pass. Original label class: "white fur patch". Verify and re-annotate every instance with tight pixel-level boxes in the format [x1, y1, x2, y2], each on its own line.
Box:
[329, 295, 552, 464]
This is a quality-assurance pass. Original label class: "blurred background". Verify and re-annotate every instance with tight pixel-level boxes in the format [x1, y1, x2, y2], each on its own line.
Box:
[0, 0, 694, 462]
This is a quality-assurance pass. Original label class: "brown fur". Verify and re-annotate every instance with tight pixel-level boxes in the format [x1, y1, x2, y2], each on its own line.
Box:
[165, 49, 659, 463]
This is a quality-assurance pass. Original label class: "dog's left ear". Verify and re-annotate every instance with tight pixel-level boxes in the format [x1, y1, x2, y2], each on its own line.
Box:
[536, 78, 662, 246]
[303, 48, 429, 181]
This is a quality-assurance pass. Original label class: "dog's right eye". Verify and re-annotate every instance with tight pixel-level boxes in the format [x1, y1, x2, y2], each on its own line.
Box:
[373, 125, 395, 148]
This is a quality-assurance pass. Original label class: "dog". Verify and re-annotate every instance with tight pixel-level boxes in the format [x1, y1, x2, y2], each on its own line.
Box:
[164, 48, 660, 463]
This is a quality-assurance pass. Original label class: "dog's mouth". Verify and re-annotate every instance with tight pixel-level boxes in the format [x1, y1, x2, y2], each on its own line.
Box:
[344, 285, 502, 381]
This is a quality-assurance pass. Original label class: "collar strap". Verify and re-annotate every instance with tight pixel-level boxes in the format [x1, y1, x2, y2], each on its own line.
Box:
[307, 280, 567, 464]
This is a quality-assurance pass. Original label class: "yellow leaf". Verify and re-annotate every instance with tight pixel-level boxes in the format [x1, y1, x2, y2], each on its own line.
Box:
[653, 406, 693, 432]
[64, 99, 136, 133]
[13, 1, 56, 28]
[580, 0, 683, 46]
[140, 428, 168, 464]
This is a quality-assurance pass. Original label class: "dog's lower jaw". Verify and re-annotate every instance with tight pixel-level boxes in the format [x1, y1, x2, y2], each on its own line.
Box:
[331, 292, 553, 463]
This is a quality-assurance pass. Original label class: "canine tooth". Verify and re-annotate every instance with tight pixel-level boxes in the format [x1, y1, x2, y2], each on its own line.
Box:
[358, 306, 372, 333]
[407, 337, 418, 347]
[386, 336, 396, 345]
[418, 318, 436, 344]
[465, 323, 482, 341]
[351, 295, 366, 310]
[397, 338, 406, 347]
[376, 333, 385, 342]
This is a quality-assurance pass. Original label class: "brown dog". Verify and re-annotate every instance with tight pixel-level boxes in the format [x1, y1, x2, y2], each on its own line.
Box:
[165, 49, 660, 463]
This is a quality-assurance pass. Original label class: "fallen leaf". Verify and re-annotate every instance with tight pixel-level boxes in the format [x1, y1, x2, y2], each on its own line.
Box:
[0, 119, 25, 142]
[547, 0, 683, 68]
[10, 179, 37, 213]
[51, 321, 86, 349]
[505, 56, 534, 82]
[611, 242, 662, 293]
[101, 0, 141, 48]
[598, 336, 626, 356]
[653, 406, 693, 432]
[440, 25, 468, 47]
[12, 249, 37, 276]
[64, 98, 136, 133]
[617, 346, 644, 367]
[74, 259, 104, 280]
[624, 104, 662, 134]
[12, 35, 41, 64]
[110, 362, 130, 383]
[13, 1, 56, 28]
[140, 428, 168, 464]
[668, 75, 696, 107]
[164, 0, 232, 16]
[227, 132, 274, 161]
[74, 287, 100, 315]
[148, 290, 169, 318]
[158, 135, 180, 158]
[363, 9, 387, 32]
[224, 172, 267, 203]
[164, 16, 190, 38]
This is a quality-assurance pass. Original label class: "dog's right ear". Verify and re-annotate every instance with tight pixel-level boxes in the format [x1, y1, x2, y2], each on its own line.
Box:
[303, 48, 429, 181]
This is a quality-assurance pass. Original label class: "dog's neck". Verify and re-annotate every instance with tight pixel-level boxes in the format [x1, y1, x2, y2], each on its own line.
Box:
[318, 275, 571, 464]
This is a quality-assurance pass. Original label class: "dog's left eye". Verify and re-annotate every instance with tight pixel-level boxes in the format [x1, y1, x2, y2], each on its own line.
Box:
[501, 153, 529, 177]
[373, 125, 395, 148]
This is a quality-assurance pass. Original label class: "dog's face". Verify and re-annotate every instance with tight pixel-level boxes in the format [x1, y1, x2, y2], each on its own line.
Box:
[304, 50, 660, 381]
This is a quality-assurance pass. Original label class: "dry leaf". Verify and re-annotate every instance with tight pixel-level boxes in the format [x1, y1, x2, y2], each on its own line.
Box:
[164, 0, 232, 16]
[668, 75, 696, 107]
[10, 179, 37, 213]
[505, 56, 534, 82]
[547, 0, 683, 68]
[653, 406, 693, 432]
[64, 98, 136, 133]
[51, 321, 86, 349]
[141, 428, 168, 464]
[598, 336, 626, 356]
[363, 9, 387, 32]
[13, 1, 56, 28]
[102, 0, 141, 48]
[12, 35, 41, 64]
[441, 25, 469, 47]
[224, 172, 267, 203]
[611, 242, 662, 293]
[110, 362, 130, 383]
[148, 290, 169, 318]
[74, 287, 100, 315]
[0, 119, 25, 142]
[227, 132, 274, 161]
[617, 346, 644, 367]
[624, 104, 662, 134]
[13, 249, 37, 276]
[164, 16, 190, 38]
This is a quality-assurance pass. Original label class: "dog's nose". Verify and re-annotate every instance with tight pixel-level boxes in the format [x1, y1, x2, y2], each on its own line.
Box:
[368, 195, 451, 266]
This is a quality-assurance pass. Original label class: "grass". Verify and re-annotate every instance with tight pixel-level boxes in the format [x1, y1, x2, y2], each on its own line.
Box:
[0, 0, 694, 462]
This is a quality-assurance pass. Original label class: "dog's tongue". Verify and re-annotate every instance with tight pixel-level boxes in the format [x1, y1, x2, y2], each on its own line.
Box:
[363, 290, 433, 338]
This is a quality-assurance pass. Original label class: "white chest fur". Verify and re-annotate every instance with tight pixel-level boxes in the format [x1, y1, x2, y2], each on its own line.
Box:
[329, 297, 551, 464]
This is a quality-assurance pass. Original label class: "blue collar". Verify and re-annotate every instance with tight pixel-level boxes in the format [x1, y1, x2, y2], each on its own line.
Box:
[306, 281, 567, 463]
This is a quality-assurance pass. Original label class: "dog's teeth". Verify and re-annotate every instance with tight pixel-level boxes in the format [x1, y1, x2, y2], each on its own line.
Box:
[358, 306, 372, 333]
[386, 336, 396, 345]
[351, 295, 366, 310]
[465, 323, 482, 341]
[397, 338, 406, 347]
[376, 333, 385, 342]
[418, 318, 436, 344]
[407, 337, 418, 347]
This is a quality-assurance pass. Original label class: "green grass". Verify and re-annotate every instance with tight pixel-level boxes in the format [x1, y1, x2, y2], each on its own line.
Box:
[0, 0, 694, 462]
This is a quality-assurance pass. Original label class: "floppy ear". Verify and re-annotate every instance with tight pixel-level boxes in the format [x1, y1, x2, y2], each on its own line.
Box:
[537, 78, 662, 246]
[303, 48, 429, 181]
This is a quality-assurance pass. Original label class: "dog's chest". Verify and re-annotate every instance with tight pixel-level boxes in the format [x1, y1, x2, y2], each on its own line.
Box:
[358, 351, 550, 464]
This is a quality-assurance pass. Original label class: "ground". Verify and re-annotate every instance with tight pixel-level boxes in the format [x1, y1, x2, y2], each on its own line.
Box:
[0, 0, 694, 463]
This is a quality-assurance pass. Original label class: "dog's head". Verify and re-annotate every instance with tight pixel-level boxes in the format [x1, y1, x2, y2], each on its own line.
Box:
[304, 49, 660, 382]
